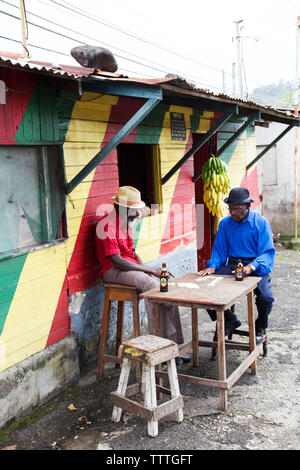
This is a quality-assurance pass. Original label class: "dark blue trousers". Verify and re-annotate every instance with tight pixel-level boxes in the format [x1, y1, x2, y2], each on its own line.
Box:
[207, 263, 274, 329]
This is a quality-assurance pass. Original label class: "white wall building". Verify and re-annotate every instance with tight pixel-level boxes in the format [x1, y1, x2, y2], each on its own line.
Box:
[255, 121, 300, 236]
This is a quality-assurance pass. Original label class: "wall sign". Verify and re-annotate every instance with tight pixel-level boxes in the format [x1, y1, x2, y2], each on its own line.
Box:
[0, 80, 6, 104]
[170, 112, 186, 141]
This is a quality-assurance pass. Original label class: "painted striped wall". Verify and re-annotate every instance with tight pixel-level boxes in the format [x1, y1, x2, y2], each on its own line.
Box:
[0, 68, 259, 373]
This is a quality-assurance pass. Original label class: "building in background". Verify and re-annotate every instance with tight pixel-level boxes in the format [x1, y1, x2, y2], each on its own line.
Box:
[256, 121, 300, 236]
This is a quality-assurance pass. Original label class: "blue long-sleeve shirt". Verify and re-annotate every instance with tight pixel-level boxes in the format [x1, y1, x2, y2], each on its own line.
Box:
[207, 210, 275, 275]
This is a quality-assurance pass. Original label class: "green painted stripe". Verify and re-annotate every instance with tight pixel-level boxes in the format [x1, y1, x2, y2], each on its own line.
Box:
[0, 86, 77, 337]
[190, 108, 204, 132]
[134, 103, 170, 144]
[0, 254, 27, 335]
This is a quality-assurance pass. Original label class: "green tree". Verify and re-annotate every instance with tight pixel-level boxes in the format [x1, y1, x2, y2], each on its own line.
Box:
[249, 80, 295, 109]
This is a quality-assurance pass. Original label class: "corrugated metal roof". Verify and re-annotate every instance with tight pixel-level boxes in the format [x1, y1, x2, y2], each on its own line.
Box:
[0, 54, 298, 121]
[0, 55, 129, 79]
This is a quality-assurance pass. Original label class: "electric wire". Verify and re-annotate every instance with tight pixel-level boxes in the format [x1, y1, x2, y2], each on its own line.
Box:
[0, 2, 288, 101]
[1, 0, 208, 78]
[0, 7, 238, 93]
[0, 34, 273, 103]
[38, 0, 289, 90]
[45, 0, 233, 75]
[0, 0, 268, 91]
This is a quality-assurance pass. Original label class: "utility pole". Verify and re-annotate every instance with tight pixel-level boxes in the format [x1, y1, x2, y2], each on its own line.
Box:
[233, 20, 244, 99]
[19, 0, 29, 58]
[232, 62, 237, 97]
[222, 69, 226, 94]
[294, 16, 300, 240]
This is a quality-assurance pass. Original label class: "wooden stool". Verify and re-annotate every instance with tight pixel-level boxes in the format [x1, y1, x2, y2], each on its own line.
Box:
[110, 335, 184, 437]
[97, 283, 140, 381]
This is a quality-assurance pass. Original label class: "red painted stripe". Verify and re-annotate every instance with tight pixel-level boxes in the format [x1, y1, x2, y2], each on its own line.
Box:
[159, 133, 196, 256]
[45, 279, 69, 347]
[46, 96, 148, 346]
[240, 167, 260, 211]
[0, 69, 36, 143]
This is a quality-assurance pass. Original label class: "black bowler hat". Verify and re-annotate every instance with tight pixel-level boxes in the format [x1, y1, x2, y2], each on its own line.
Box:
[224, 187, 254, 205]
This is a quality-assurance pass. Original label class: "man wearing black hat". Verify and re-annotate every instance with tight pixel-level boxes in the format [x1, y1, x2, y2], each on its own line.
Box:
[198, 187, 275, 344]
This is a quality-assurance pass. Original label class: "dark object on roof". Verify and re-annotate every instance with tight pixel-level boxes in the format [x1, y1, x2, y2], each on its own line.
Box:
[70, 46, 118, 72]
[165, 73, 185, 80]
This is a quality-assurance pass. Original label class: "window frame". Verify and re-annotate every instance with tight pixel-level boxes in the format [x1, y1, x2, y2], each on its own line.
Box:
[0, 143, 68, 262]
[117, 143, 163, 215]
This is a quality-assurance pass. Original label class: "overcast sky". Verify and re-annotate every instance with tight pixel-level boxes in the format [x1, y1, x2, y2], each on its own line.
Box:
[1, 0, 300, 99]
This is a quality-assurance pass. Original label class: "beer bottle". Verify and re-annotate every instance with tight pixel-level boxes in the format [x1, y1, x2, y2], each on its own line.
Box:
[235, 259, 244, 281]
[160, 263, 169, 292]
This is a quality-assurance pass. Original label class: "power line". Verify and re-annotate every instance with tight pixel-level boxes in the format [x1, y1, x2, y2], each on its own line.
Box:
[1, 0, 201, 76]
[45, 0, 232, 75]
[1, 0, 268, 91]
[0, 2, 286, 96]
[0, 34, 71, 57]
[0, 7, 235, 93]
[37, 0, 275, 90]
[0, 35, 274, 104]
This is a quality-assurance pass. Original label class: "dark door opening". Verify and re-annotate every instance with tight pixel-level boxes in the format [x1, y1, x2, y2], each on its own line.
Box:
[193, 134, 217, 270]
[117, 143, 156, 208]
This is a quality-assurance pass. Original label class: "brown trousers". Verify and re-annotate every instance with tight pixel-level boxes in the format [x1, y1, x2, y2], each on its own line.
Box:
[103, 267, 184, 345]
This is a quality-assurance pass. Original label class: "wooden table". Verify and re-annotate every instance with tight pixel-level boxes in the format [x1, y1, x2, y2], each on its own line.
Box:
[140, 273, 261, 411]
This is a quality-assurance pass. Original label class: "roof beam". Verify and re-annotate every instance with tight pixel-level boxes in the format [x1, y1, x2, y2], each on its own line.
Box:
[162, 112, 233, 186]
[216, 111, 261, 157]
[163, 94, 239, 114]
[260, 112, 300, 127]
[65, 97, 161, 194]
[83, 79, 163, 100]
[246, 123, 296, 171]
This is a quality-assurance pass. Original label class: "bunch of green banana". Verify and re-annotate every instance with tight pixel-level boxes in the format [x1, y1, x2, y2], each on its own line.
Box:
[202, 155, 231, 217]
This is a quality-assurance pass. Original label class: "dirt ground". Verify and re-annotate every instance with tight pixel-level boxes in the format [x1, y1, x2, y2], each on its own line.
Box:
[0, 245, 299, 452]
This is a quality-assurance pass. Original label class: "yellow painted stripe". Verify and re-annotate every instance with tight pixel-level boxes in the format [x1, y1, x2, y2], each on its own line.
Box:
[227, 131, 248, 188]
[0, 93, 117, 372]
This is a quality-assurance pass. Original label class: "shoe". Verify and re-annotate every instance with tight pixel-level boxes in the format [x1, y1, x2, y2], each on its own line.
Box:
[175, 355, 191, 366]
[175, 357, 183, 366]
[181, 355, 192, 363]
[224, 317, 242, 336]
[256, 327, 265, 344]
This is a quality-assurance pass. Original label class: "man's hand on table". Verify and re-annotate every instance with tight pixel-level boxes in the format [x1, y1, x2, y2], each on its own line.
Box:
[197, 267, 216, 276]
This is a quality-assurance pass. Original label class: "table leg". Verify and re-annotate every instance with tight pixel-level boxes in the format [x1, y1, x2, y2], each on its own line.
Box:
[152, 303, 163, 398]
[152, 303, 160, 336]
[217, 309, 227, 411]
[247, 290, 257, 375]
[191, 308, 199, 367]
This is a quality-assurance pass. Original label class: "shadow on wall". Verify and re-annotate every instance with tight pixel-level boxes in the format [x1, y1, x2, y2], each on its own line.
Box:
[68, 282, 148, 372]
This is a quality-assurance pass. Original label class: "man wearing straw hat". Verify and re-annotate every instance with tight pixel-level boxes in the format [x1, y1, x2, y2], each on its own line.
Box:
[95, 186, 190, 363]
[198, 187, 275, 344]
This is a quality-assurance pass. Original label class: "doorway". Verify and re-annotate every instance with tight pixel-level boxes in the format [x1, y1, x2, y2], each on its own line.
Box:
[193, 134, 217, 270]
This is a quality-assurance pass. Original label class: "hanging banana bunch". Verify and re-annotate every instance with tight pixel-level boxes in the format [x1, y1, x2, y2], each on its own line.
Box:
[202, 155, 231, 217]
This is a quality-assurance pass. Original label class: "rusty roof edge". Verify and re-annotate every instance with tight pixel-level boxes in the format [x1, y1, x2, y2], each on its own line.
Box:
[161, 83, 299, 122]
[1, 55, 299, 123]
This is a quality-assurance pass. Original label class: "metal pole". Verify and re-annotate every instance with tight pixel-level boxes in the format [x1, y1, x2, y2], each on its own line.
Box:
[232, 62, 237, 97]
[294, 16, 300, 239]
[234, 20, 244, 99]
[222, 70, 226, 94]
[19, 0, 29, 58]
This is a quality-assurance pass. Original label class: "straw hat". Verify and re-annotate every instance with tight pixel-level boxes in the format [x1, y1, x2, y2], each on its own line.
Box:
[111, 186, 146, 209]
